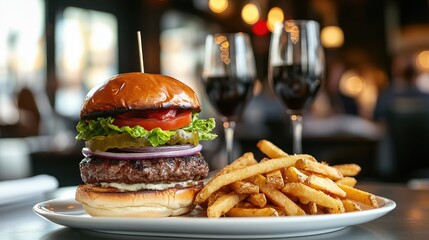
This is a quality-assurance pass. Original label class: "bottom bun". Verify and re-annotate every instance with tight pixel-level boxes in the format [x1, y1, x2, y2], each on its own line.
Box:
[75, 184, 202, 217]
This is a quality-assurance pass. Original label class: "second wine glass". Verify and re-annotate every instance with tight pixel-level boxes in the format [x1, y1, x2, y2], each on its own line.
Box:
[268, 20, 325, 154]
[202, 32, 256, 165]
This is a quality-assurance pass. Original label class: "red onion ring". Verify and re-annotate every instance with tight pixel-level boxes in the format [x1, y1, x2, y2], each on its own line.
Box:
[120, 144, 194, 153]
[82, 144, 202, 160]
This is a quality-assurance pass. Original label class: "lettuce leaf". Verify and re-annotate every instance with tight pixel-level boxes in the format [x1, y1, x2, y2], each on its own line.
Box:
[76, 113, 217, 148]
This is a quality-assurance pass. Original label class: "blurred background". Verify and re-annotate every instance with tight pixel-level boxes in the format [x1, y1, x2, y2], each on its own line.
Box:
[1, 0, 429, 185]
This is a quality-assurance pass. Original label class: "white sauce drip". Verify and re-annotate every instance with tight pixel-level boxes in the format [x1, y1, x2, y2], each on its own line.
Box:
[100, 180, 199, 191]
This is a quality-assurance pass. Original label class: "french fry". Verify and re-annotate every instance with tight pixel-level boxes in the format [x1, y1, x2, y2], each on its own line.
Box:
[333, 164, 361, 177]
[264, 205, 287, 216]
[282, 182, 345, 213]
[207, 192, 247, 218]
[336, 177, 357, 187]
[195, 154, 316, 204]
[229, 152, 259, 167]
[247, 193, 267, 208]
[337, 183, 378, 208]
[298, 197, 310, 205]
[236, 201, 257, 208]
[257, 139, 289, 158]
[230, 181, 259, 194]
[217, 152, 258, 176]
[326, 198, 346, 214]
[300, 202, 319, 215]
[249, 175, 306, 216]
[266, 170, 285, 189]
[295, 159, 343, 180]
[196, 139, 379, 218]
[207, 187, 229, 207]
[283, 166, 308, 183]
[260, 156, 285, 189]
[341, 199, 362, 212]
[226, 207, 279, 217]
[305, 175, 346, 197]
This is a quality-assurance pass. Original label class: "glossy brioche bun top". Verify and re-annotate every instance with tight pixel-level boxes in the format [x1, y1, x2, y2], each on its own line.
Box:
[80, 72, 201, 119]
[75, 184, 201, 217]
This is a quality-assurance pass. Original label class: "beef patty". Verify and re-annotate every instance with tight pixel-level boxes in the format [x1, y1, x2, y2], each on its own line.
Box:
[79, 153, 209, 184]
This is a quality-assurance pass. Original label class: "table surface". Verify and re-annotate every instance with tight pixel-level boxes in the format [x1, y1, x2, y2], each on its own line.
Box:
[0, 182, 427, 240]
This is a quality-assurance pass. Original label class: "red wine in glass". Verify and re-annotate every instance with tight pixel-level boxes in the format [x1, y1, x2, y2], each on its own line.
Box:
[268, 20, 325, 154]
[202, 32, 256, 165]
[204, 75, 254, 121]
[271, 64, 321, 114]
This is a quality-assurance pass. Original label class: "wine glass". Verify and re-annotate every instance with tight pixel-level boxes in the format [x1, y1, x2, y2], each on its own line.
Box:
[202, 32, 256, 165]
[268, 20, 325, 154]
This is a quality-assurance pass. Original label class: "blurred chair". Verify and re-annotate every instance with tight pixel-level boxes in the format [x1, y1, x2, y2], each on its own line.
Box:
[16, 87, 41, 137]
[386, 97, 429, 182]
[30, 150, 83, 187]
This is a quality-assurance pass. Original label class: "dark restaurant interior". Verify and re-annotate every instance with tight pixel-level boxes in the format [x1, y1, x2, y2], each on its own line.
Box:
[2, 0, 429, 187]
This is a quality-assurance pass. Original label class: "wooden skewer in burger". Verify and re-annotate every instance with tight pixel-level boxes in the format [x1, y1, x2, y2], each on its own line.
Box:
[74, 32, 217, 217]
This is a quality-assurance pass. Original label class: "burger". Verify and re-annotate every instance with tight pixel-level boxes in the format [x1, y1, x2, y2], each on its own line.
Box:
[74, 72, 216, 217]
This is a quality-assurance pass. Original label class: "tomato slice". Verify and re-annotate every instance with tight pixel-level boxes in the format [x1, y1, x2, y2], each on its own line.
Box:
[113, 109, 192, 131]
[146, 109, 176, 120]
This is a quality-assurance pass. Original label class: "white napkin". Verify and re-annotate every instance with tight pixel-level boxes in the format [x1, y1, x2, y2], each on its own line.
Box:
[408, 178, 429, 189]
[0, 175, 59, 205]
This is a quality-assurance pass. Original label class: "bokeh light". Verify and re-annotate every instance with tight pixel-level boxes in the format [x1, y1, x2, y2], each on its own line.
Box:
[339, 71, 366, 97]
[241, 2, 259, 25]
[321, 26, 344, 48]
[416, 50, 429, 70]
[267, 7, 284, 32]
[209, 0, 229, 14]
[252, 19, 269, 36]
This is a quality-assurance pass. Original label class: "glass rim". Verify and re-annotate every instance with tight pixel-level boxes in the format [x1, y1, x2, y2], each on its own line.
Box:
[284, 19, 320, 23]
[274, 19, 320, 27]
[273, 19, 321, 33]
[207, 32, 251, 38]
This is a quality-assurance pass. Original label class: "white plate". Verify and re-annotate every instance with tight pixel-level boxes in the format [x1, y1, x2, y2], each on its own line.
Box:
[33, 196, 395, 239]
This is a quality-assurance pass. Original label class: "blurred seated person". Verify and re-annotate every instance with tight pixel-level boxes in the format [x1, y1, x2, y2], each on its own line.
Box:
[373, 56, 428, 121]
[373, 55, 429, 182]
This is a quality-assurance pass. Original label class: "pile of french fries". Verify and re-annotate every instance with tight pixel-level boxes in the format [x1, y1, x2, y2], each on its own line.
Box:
[194, 139, 379, 218]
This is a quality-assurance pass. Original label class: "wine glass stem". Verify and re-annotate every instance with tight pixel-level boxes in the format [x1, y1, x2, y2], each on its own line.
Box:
[224, 120, 236, 164]
[290, 114, 303, 154]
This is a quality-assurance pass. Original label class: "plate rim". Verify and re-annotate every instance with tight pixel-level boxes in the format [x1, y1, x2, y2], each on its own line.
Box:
[33, 196, 396, 238]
